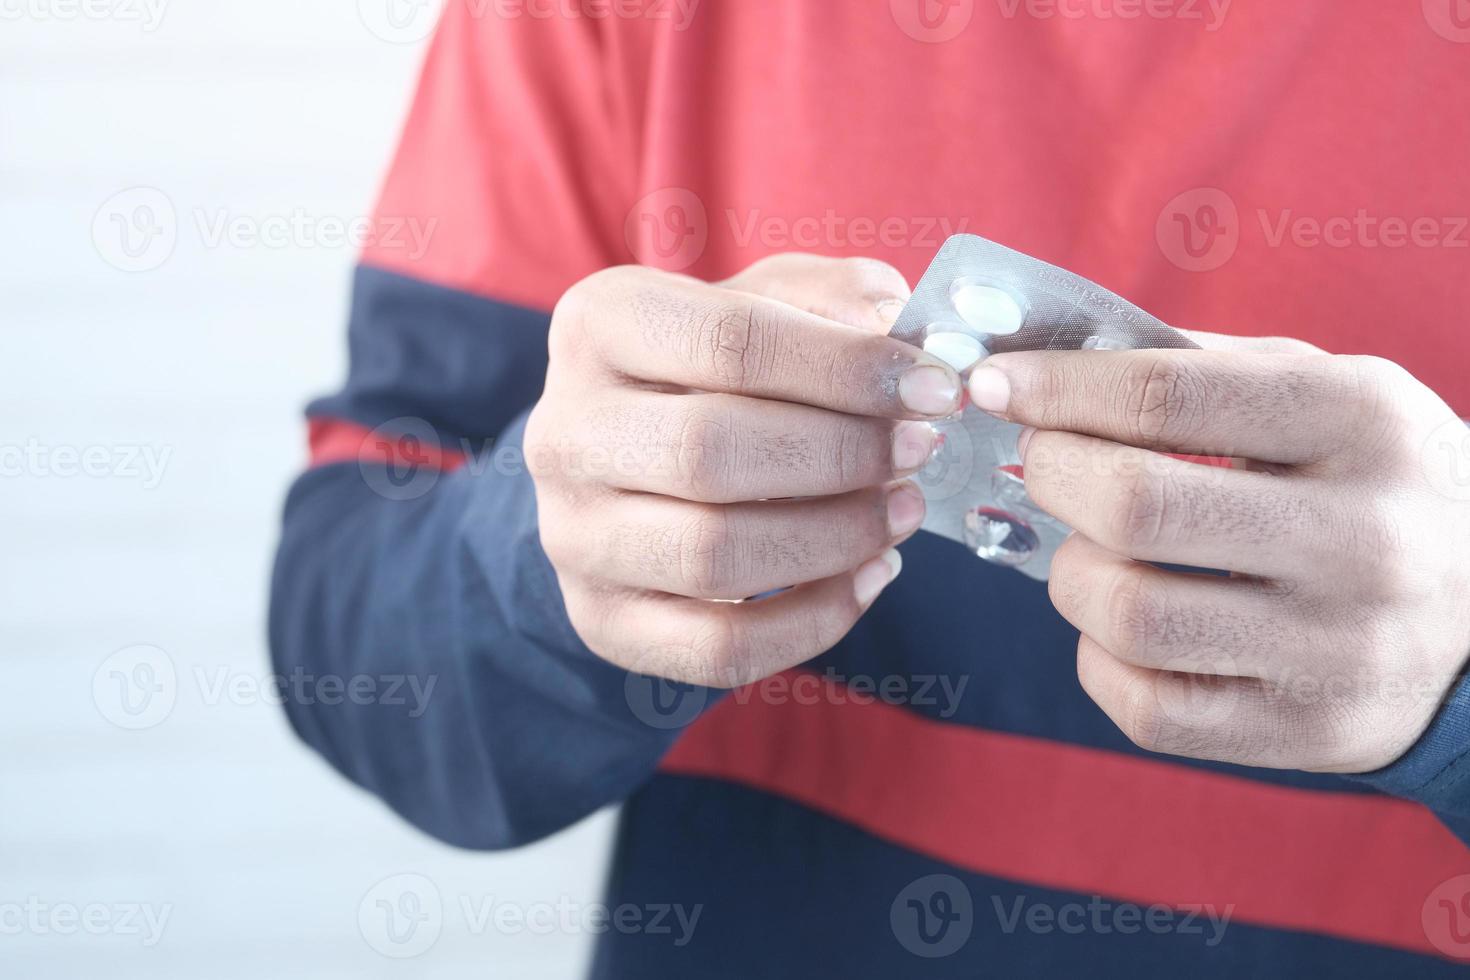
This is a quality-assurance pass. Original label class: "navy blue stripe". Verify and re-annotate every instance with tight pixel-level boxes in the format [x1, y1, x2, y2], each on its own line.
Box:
[309, 264, 552, 440]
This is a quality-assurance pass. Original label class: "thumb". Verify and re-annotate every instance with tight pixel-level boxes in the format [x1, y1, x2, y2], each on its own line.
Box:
[719, 253, 911, 334]
[1179, 328, 1327, 355]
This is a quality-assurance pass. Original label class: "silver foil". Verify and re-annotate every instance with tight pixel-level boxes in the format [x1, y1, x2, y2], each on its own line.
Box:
[890, 234, 1198, 581]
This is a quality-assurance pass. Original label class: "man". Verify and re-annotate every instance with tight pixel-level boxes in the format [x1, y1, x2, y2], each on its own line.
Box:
[271, 1, 1470, 974]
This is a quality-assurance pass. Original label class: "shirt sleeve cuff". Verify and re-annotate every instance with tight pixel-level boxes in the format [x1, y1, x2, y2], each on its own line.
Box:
[1351, 671, 1470, 814]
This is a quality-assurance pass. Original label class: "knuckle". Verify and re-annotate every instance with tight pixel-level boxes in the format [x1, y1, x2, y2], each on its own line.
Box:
[675, 508, 738, 596]
[524, 399, 551, 450]
[1262, 335, 1324, 355]
[809, 595, 861, 656]
[1343, 356, 1422, 458]
[1349, 627, 1403, 683]
[539, 525, 577, 573]
[690, 299, 772, 392]
[536, 503, 583, 573]
[1115, 677, 1166, 753]
[1029, 374, 1075, 434]
[814, 335, 880, 398]
[1348, 354, 1414, 391]
[1046, 537, 1087, 615]
[1337, 498, 1413, 585]
[1276, 695, 1363, 768]
[522, 402, 556, 478]
[1106, 472, 1171, 554]
[719, 253, 799, 296]
[552, 266, 645, 365]
[549, 284, 593, 362]
[825, 417, 881, 488]
[1357, 556, 1422, 604]
[1358, 497, 1407, 556]
[1080, 642, 1166, 753]
[686, 611, 749, 689]
[551, 273, 598, 329]
[740, 252, 806, 282]
[1121, 357, 1210, 447]
[553, 269, 615, 336]
[1325, 698, 1418, 771]
[839, 256, 908, 302]
[560, 583, 616, 655]
[671, 407, 739, 500]
[1106, 566, 1163, 665]
[1017, 434, 1066, 505]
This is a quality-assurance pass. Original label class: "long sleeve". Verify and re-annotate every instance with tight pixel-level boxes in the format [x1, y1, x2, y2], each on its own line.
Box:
[268, 3, 682, 848]
[1353, 672, 1470, 844]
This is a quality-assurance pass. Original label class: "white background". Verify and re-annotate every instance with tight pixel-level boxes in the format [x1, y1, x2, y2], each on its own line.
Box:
[1, 2, 613, 976]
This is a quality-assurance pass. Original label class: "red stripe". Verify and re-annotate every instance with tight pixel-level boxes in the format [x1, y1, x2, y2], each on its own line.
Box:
[307, 418, 466, 472]
[658, 673, 1470, 959]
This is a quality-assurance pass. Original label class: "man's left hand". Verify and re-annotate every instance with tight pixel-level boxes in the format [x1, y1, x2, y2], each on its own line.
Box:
[967, 334, 1470, 772]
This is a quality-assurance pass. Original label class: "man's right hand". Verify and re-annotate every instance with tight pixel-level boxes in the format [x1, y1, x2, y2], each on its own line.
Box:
[524, 254, 964, 688]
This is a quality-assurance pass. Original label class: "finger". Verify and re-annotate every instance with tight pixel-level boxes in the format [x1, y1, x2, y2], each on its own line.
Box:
[1048, 534, 1329, 680]
[968, 348, 1362, 464]
[559, 391, 937, 503]
[577, 483, 924, 600]
[1179, 329, 1327, 355]
[1076, 634, 1347, 770]
[720, 253, 911, 333]
[569, 552, 903, 688]
[1021, 429, 1336, 575]
[563, 267, 961, 419]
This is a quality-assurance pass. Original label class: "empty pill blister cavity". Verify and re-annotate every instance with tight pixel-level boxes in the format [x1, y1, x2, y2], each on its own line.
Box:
[949, 279, 1026, 337]
[1082, 335, 1132, 351]
[963, 507, 1040, 566]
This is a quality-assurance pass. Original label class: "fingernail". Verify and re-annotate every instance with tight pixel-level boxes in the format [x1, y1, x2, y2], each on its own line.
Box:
[899, 365, 960, 417]
[892, 421, 938, 472]
[855, 548, 903, 606]
[886, 483, 926, 536]
[1017, 426, 1036, 458]
[967, 364, 1011, 415]
[876, 298, 906, 329]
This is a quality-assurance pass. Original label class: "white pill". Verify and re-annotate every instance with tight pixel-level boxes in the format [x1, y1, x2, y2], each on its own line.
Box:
[950, 282, 1026, 336]
[922, 331, 984, 373]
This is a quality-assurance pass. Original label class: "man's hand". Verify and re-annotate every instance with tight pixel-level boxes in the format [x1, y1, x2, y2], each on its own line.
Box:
[525, 255, 963, 689]
[968, 335, 1470, 772]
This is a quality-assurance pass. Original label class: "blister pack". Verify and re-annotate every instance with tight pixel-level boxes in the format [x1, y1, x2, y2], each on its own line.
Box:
[889, 234, 1199, 581]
